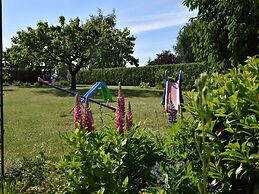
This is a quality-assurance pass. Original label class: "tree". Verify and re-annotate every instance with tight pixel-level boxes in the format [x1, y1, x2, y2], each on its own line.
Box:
[147, 50, 180, 65]
[173, 23, 195, 63]
[5, 11, 138, 89]
[183, 0, 259, 70]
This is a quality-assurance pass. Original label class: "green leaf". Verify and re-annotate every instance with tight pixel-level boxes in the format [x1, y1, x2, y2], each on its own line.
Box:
[227, 168, 235, 177]
[96, 187, 105, 194]
[249, 153, 259, 160]
[122, 176, 129, 188]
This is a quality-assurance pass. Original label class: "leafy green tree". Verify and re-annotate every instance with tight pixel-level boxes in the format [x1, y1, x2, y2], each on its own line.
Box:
[5, 11, 138, 89]
[173, 24, 195, 63]
[183, 0, 259, 70]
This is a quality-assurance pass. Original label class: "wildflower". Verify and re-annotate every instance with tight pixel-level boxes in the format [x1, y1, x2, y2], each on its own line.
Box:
[115, 98, 124, 133]
[151, 165, 161, 177]
[73, 94, 82, 129]
[153, 165, 160, 172]
[157, 179, 165, 187]
[118, 82, 125, 118]
[126, 101, 133, 129]
[83, 98, 95, 132]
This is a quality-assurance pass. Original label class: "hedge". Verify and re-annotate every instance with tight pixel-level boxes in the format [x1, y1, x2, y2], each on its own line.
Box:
[76, 63, 207, 90]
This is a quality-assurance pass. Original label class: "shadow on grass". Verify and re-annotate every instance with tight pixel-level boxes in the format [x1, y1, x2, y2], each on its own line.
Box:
[3, 88, 15, 92]
[33, 86, 163, 99]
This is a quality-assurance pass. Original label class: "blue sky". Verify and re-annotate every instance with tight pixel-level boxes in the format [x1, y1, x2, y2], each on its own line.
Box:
[3, 0, 197, 66]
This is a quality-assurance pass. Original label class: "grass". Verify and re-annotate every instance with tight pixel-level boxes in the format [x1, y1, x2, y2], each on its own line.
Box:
[4, 84, 169, 167]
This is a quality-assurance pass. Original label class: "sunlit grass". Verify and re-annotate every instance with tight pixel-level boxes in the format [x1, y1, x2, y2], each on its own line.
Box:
[4, 85, 168, 167]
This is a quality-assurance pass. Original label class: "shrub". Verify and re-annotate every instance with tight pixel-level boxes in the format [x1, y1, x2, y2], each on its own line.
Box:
[33, 82, 42, 87]
[55, 127, 165, 193]
[185, 55, 259, 193]
[12, 80, 22, 87]
[139, 82, 150, 88]
[5, 152, 55, 193]
[21, 82, 32, 87]
[147, 120, 200, 194]
[76, 63, 207, 90]
[54, 80, 70, 87]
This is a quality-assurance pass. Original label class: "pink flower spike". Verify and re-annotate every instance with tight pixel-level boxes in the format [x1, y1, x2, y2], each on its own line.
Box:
[118, 82, 125, 118]
[83, 98, 95, 132]
[115, 98, 124, 133]
[73, 94, 82, 129]
[126, 101, 133, 129]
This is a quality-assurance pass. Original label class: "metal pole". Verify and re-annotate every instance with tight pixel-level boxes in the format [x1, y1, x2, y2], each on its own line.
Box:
[0, 0, 4, 183]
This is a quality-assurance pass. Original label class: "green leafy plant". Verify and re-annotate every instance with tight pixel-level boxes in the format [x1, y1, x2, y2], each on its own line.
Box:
[1, 180, 16, 194]
[54, 80, 70, 87]
[5, 152, 55, 193]
[56, 126, 165, 193]
[185, 55, 259, 193]
[139, 82, 150, 88]
[12, 81, 22, 87]
[146, 120, 200, 194]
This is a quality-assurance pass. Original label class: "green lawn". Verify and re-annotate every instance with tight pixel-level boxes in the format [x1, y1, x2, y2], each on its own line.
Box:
[4, 85, 168, 167]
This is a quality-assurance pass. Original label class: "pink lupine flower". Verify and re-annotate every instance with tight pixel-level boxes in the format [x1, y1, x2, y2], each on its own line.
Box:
[83, 98, 95, 132]
[115, 98, 124, 133]
[126, 101, 133, 129]
[73, 94, 82, 129]
[118, 82, 125, 118]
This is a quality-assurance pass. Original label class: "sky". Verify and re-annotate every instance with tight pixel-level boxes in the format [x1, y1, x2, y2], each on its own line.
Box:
[3, 0, 197, 66]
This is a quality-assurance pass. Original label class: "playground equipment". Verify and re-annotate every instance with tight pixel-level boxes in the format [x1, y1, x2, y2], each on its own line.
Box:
[83, 82, 112, 102]
[38, 77, 116, 112]
[161, 70, 183, 112]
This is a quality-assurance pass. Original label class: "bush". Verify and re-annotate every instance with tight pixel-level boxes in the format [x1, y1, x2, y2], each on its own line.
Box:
[54, 80, 70, 87]
[139, 82, 150, 88]
[185, 55, 259, 193]
[6, 152, 55, 193]
[21, 82, 32, 87]
[147, 120, 200, 193]
[12, 80, 22, 87]
[76, 63, 207, 90]
[55, 127, 165, 193]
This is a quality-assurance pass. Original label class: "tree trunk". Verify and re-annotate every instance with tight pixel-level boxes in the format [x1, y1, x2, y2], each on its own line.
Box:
[70, 72, 77, 90]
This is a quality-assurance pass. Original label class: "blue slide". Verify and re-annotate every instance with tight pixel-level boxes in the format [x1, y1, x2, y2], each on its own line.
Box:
[82, 82, 113, 103]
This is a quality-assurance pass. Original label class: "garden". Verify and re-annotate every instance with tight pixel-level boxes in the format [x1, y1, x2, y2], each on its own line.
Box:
[3, 56, 259, 193]
[2, 1, 259, 193]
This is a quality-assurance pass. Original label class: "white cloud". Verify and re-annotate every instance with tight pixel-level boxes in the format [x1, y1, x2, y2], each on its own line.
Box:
[118, 10, 197, 34]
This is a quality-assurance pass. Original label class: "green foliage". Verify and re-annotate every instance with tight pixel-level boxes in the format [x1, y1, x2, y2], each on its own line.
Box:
[185, 55, 259, 193]
[173, 24, 195, 63]
[6, 152, 55, 193]
[147, 120, 200, 194]
[12, 80, 22, 87]
[183, 0, 259, 70]
[139, 82, 150, 88]
[4, 10, 138, 89]
[1, 180, 16, 194]
[77, 63, 206, 90]
[55, 127, 165, 193]
[54, 79, 70, 87]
